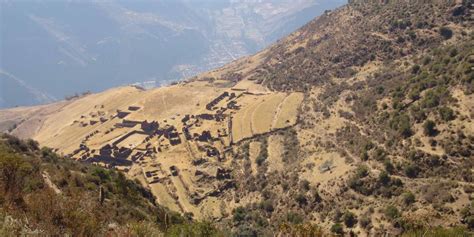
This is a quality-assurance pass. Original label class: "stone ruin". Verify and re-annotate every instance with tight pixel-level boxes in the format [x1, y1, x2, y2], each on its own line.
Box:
[206, 92, 229, 110]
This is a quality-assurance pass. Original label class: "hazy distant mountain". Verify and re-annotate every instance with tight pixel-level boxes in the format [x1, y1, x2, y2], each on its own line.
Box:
[0, 0, 345, 108]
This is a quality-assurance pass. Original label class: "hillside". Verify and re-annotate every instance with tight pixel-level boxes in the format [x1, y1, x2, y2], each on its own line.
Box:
[0, 0, 473, 236]
[0, 134, 228, 236]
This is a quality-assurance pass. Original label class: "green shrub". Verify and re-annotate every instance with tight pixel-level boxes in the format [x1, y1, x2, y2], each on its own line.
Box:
[401, 226, 470, 237]
[330, 223, 344, 235]
[384, 160, 395, 174]
[378, 171, 391, 185]
[233, 207, 247, 222]
[404, 163, 419, 178]
[295, 193, 308, 206]
[359, 215, 371, 229]
[439, 27, 453, 40]
[384, 205, 400, 220]
[438, 107, 455, 121]
[166, 221, 224, 237]
[390, 114, 412, 138]
[411, 65, 421, 74]
[423, 120, 437, 137]
[259, 200, 274, 213]
[285, 212, 304, 225]
[342, 211, 358, 228]
[403, 192, 416, 206]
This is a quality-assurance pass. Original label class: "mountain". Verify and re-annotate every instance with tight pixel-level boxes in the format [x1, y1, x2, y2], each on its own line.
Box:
[0, 0, 345, 108]
[0, 0, 473, 236]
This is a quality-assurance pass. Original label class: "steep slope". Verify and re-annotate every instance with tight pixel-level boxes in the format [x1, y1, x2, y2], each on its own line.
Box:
[0, 0, 473, 236]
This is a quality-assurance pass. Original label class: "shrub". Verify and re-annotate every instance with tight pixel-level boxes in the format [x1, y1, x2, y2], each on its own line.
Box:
[166, 221, 224, 237]
[343, 211, 358, 228]
[355, 165, 369, 178]
[330, 223, 344, 235]
[423, 120, 437, 137]
[384, 205, 400, 220]
[0, 148, 33, 205]
[390, 114, 412, 138]
[255, 155, 266, 166]
[233, 207, 247, 222]
[403, 192, 416, 206]
[411, 65, 421, 74]
[378, 171, 391, 185]
[384, 160, 395, 174]
[460, 201, 474, 229]
[439, 27, 453, 40]
[401, 227, 471, 237]
[286, 212, 304, 225]
[438, 107, 455, 121]
[421, 90, 441, 108]
[295, 193, 308, 206]
[360, 150, 369, 161]
[259, 200, 274, 213]
[404, 164, 419, 178]
[359, 215, 371, 229]
[373, 148, 387, 161]
[300, 180, 310, 191]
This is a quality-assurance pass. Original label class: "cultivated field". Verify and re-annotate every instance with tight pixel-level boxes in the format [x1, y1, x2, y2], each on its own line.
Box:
[231, 92, 303, 142]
